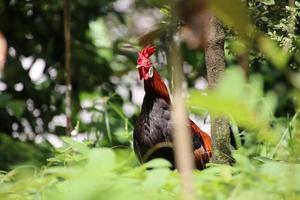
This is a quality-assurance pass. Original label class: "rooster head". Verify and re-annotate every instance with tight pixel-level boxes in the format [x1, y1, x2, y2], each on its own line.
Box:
[136, 46, 155, 80]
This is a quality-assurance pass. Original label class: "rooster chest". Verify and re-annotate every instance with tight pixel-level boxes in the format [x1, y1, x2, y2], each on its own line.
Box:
[133, 97, 173, 159]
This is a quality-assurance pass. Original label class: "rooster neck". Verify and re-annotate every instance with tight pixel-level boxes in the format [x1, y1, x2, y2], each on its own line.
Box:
[144, 69, 170, 103]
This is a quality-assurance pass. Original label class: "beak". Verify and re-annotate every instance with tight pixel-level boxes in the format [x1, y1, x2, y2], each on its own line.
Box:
[136, 65, 141, 68]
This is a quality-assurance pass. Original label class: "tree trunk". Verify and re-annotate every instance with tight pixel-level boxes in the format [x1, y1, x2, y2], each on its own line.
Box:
[204, 14, 232, 164]
[289, 0, 295, 6]
[64, 0, 73, 135]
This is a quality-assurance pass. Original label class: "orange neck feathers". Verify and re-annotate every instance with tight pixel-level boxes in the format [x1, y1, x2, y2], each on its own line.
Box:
[144, 68, 170, 103]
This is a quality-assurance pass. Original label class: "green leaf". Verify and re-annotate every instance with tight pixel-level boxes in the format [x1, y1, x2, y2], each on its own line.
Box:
[79, 91, 99, 101]
[143, 158, 172, 169]
[187, 68, 278, 143]
[258, 35, 290, 70]
[261, 0, 275, 5]
[143, 168, 171, 190]
[261, 162, 300, 191]
[86, 148, 116, 172]
[0, 93, 11, 107]
[61, 137, 89, 154]
[7, 100, 25, 118]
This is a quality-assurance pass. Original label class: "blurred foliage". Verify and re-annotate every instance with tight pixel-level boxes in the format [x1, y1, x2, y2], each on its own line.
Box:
[0, 134, 52, 170]
[0, 0, 300, 199]
[1, 135, 300, 200]
[188, 68, 277, 137]
[0, 0, 139, 147]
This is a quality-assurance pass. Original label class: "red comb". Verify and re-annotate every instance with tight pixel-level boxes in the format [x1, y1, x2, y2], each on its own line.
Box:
[137, 46, 156, 80]
[141, 46, 155, 58]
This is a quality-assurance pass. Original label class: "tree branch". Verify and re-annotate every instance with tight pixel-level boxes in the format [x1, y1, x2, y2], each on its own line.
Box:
[170, 36, 195, 200]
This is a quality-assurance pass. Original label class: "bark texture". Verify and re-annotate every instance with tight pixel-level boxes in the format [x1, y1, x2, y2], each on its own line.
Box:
[204, 14, 232, 164]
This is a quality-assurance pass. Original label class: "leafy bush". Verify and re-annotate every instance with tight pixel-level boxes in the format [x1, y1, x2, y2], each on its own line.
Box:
[1, 138, 300, 200]
[1, 69, 299, 200]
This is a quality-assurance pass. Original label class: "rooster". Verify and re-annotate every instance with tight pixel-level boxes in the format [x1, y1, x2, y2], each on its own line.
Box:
[133, 46, 212, 169]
